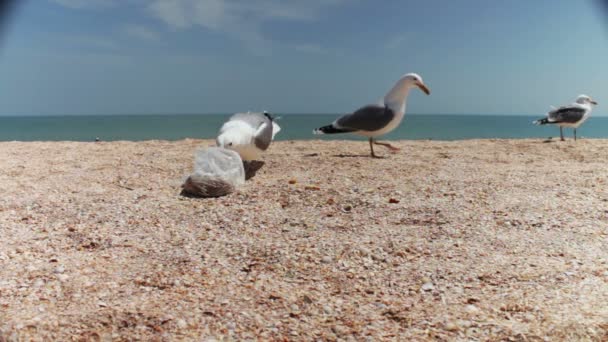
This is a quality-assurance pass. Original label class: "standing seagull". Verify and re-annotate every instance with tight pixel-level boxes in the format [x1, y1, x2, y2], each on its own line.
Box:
[313, 73, 430, 158]
[216, 111, 281, 161]
[533, 95, 598, 141]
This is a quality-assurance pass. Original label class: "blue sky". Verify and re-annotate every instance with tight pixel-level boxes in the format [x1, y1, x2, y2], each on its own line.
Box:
[0, 0, 606, 116]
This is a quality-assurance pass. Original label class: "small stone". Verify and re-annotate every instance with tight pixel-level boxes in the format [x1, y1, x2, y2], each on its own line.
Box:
[445, 321, 459, 332]
[373, 302, 387, 310]
[464, 304, 479, 314]
[523, 313, 535, 322]
[321, 256, 332, 264]
[33, 279, 45, 287]
[457, 320, 472, 328]
[290, 304, 300, 312]
[176, 319, 187, 329]
[56, 274, 69, 282]
[53, 266, 65, 274]
[332, 325, 348, 336]
[421, 282, 434, 291]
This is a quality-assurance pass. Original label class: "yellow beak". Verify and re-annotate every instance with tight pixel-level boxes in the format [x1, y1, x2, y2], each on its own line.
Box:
[416, 82, 431, 95]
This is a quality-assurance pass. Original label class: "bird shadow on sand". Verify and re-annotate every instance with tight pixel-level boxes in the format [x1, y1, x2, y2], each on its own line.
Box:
[243, 160, 265, 180]
[332, 153, 381, 158]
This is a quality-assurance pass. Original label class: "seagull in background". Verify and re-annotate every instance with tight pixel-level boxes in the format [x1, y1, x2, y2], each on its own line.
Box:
[313, 73, 430, 158]
[533, 95, 597, 141]
[216, 111, 281, 161]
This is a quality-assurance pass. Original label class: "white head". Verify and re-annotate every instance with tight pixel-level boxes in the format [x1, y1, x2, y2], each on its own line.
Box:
[575, 94, 598, 106]
[384, 73, 430, 112]
[216, 121, 251, 149]
[400, 73, 431, 95]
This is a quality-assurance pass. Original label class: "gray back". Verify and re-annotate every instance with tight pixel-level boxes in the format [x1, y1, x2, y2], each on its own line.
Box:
[336, 105, 395, 131]
[230, 112, 274, 150]
[549, 106, 586, 123]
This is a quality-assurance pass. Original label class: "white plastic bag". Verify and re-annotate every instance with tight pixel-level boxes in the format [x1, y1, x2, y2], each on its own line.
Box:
[182, 147, 246, 198]
[193, 147, 245, 186]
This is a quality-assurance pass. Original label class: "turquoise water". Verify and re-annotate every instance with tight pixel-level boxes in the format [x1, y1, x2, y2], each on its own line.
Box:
[0, 114, 606, 141]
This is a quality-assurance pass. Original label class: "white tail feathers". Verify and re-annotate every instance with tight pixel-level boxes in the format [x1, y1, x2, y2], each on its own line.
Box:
[271, 122, 281, 139]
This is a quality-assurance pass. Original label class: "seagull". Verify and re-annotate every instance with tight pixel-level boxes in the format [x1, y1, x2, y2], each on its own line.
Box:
[313, 73, 430, 158]
[533, 95, 598, 141]
[216, 111, 281, 161]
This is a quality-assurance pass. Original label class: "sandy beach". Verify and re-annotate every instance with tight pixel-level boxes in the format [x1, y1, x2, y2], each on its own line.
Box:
[0, 139, 607, 341]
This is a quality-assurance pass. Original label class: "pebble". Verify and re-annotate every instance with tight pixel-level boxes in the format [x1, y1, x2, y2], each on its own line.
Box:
[321, 256, 333, 264]
[445, 321, 459, 331]
[176, 319, 187, 329]
[56, 274, 69, 282]
[457, 319, 472, 328]
[464, 304, 479, 314]
[53, 266, 65, 274]
[421, 282, 435, 291]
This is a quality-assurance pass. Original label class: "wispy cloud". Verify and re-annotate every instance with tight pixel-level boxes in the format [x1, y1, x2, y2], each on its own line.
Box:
[294, 44, 326, 54]
[124, 24, 160, 42]
[49, 0, 117, 9]
[65, 34, 120, 50]
[146, 0, 348, 53]
[49, 0, 349, 53]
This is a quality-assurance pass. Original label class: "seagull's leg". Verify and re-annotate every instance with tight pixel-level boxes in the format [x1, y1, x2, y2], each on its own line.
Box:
[574, 128, 577, 141]
[373, 141, 401, 152]
[560, 127, 564, 141]
[369, 138, 378, 158]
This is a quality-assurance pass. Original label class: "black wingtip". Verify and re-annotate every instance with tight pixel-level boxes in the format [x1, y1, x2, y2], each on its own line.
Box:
[313, 124, 353, 134]
[263, 111, 275, 121]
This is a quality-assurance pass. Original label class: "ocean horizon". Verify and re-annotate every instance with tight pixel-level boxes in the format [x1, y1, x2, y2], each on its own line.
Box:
[0, 113, 606, 142]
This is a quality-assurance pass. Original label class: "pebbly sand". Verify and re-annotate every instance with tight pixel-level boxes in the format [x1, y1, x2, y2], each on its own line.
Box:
[0, 139, 607, 341]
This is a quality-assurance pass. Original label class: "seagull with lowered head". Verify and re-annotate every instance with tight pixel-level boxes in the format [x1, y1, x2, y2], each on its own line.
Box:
[216, 111, 281, 161]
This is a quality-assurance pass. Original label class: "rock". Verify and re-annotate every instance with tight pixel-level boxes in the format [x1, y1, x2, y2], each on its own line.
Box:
[56, 274, 69, 282]
[445, 321, 459, 331]
[464, 304, 479, 314]
[53, 266, 65, 274]
[321, 256, 333, 264]
[421, 282, 434, 291]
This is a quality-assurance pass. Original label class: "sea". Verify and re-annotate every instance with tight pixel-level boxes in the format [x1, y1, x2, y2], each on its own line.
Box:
[0, 114, 606, 141]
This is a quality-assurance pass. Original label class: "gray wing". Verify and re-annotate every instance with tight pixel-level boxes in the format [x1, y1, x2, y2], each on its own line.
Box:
[230, 112, 273, 150]
[230, 112, 269, 128]
[335, 105, 395, 131]
[548, 106, 586, 123]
